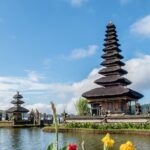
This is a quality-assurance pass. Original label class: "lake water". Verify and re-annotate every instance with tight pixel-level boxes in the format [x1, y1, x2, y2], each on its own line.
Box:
[0, 128, 150, 150]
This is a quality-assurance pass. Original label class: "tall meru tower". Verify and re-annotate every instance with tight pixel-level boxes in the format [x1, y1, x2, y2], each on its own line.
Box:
[82, 22, 143, 116]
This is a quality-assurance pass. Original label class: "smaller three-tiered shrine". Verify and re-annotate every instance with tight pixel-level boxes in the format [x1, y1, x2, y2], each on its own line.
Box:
[7, 91, 29, 120]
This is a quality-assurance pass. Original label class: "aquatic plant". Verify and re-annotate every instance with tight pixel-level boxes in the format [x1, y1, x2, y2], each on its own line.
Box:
[47, 102, 67, 150]
[68, 144, 77, 150]
[47, 102, 74, 150]
[120, 141, 136, 150]
[101, 133, 114, 150]
[47, 102, 136, 150]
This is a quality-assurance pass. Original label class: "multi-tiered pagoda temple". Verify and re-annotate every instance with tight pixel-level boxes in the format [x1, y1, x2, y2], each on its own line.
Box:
[82, 22, 143, 115]
[7, 91, 29, 120]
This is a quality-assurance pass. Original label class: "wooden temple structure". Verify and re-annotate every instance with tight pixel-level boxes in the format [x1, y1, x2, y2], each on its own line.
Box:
[7, 91, 29, 120]
[82, 22, 143, 116]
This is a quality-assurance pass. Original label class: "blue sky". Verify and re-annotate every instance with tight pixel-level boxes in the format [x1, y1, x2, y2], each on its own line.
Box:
[0, 0, 150, 113]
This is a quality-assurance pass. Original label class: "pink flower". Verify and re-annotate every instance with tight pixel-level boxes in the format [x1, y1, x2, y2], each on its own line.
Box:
[68, 144, 77, 150]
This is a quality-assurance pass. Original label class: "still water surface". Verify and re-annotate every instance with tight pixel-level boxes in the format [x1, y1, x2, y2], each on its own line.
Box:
[0, 128, 150, 150]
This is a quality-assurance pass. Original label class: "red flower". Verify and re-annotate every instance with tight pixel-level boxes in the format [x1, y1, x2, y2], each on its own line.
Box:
[68, 144, 77, 150]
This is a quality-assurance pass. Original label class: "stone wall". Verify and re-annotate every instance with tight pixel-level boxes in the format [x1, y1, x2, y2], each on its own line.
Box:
[65, 116, 150, 123]
[0, 121, 14, 127]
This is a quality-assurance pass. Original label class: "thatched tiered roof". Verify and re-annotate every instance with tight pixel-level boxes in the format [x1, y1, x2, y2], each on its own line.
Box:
[82, 22, 143, 100]
[7, 106, 29, 113]
[94, 75, 131, 86]
[7, 91, 29, 113]
[82, 86, 143, 99]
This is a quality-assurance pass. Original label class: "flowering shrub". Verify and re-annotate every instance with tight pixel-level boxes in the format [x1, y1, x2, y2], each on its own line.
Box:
[47, 102, 136, 150]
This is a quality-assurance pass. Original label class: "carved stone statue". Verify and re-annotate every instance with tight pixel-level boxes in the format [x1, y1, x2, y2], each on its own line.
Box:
[127, 102, 131, 114]
[135, 103, 141, 115]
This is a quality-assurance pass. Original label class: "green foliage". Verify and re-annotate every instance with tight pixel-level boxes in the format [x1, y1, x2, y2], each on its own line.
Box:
[47, 144, 67, 150]
[65, 122, 150, 130]
[47, 143, 56, 150]
[75, 98, 90, 116]
[47, 102, 68, 150]
[47, 102, 59, 150]
[60, 146, 67, 150]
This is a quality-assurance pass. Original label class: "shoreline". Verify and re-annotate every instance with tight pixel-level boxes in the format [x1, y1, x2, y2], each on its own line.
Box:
[42, 126, 150, 136]
[0, 125, 42, 128]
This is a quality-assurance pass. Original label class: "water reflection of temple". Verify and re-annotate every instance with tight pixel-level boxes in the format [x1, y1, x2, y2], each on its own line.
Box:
[7, 91, 29, 120]
[82, 22, 143, 116]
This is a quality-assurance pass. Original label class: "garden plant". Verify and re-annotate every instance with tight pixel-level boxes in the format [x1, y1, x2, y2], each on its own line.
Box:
[47, 102, 137, 150]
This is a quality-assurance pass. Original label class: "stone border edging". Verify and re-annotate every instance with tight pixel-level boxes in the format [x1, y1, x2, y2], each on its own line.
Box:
[42, 127, 150, 136]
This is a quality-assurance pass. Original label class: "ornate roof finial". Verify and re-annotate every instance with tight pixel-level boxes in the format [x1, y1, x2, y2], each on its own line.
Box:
[108, 20, 113, 25]
[106, 21, 115, 28]
[109, 20, 112, 24]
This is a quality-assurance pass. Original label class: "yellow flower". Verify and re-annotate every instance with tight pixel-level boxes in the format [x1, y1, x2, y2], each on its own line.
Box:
[120, 141, 136, 150]
[101, 133, 115, 148]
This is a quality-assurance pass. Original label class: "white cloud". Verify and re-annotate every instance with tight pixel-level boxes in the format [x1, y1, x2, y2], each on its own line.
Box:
[25, 70, 45, 82]
[67, 0, 88, 7]
[26, 103, 51, 113]
[119, 0, 131, 5]
[0, 68, 99, 114]
[71, 0, 82, 6]
[130, 15, 150, 37]
[125, 54, 150, 91]
[1, 54, 150, 114]
[68, 45, 98, 59]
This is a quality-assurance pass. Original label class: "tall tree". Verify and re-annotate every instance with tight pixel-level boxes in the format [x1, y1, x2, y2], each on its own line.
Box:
[75, 98, 90, 116]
